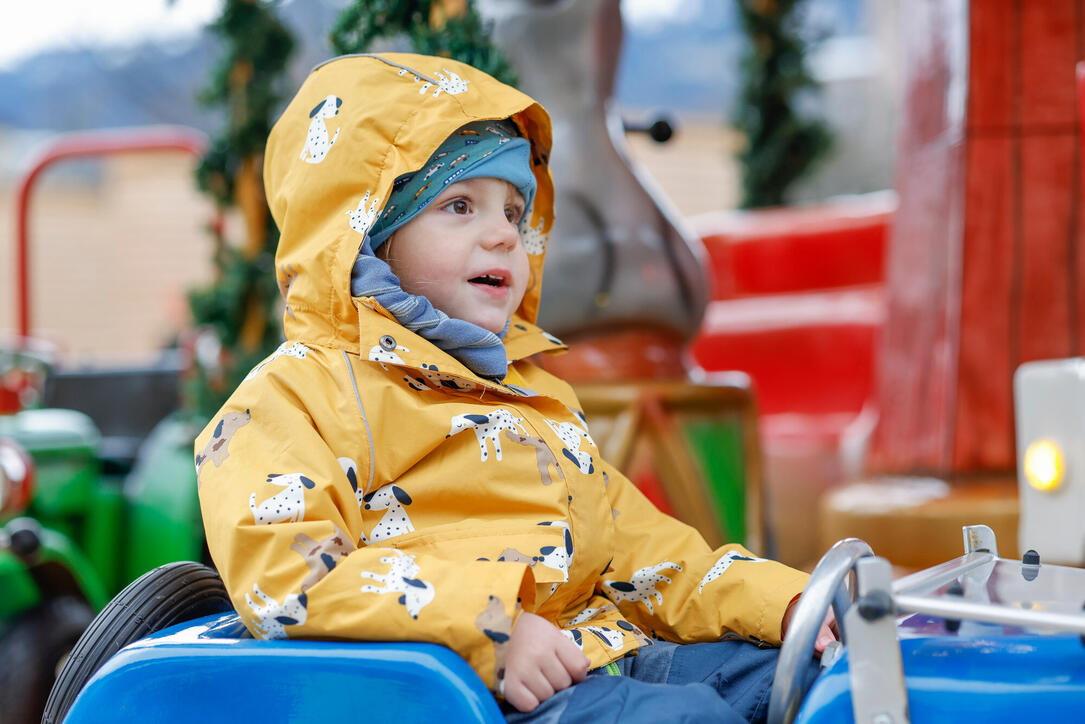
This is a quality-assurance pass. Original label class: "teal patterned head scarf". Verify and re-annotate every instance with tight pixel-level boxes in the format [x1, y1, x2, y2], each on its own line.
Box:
[367, 118, 536, 250]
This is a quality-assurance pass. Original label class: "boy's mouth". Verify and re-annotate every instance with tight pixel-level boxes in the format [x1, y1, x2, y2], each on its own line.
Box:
[468, 273, 508, 289]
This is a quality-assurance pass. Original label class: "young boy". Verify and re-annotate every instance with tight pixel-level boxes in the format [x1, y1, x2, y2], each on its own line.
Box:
[196, 53, 830, 723]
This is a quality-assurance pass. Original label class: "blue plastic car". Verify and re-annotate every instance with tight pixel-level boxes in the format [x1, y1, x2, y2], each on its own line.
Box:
[47, 525, 1085, 723]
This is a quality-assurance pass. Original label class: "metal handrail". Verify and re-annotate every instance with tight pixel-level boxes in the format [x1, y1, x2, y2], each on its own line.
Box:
[767, 537, 874, 724]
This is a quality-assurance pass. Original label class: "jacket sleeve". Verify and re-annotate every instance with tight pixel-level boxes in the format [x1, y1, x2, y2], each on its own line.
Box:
[195, 354, 536, 691]
[597, 459, 808, 646]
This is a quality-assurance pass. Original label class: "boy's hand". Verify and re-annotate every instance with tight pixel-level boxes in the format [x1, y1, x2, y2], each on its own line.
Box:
[781, 597, 838, 655]
[503, 612, 590, 712]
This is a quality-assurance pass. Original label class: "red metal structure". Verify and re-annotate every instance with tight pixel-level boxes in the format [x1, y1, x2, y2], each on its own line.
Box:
[13, 126, 209, 338]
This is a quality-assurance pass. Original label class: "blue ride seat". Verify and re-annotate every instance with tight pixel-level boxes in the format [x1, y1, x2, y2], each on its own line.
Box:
[64, 612, 505, 723]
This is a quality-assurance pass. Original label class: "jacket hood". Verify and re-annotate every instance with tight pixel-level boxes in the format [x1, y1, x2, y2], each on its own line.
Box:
[264, 53, 555, 355]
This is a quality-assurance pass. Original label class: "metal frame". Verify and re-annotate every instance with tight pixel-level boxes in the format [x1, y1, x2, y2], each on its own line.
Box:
[772, 524, 1085, 724]
[767, 538, 873, 724]
[13, 125, 209, 338]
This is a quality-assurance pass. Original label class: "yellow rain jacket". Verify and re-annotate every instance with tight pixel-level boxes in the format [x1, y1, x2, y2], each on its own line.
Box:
[196, 53, 809, 693]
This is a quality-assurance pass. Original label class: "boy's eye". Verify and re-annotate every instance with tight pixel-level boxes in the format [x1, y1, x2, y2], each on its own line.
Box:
[505, 206, 524, 224]
[448, 199, 470, 214]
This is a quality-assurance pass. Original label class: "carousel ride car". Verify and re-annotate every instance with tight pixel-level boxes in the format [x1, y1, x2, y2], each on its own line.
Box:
[43, 523, 1085, 723]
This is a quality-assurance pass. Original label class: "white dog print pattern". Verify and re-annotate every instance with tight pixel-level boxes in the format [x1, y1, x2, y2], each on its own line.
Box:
[447, 409, 527, 461]
[568, 603, 617, 626]
[534, 521, 573, 580]
[369, 342, 409, 370]
[245, 583, 308, 640]
[243, 341, 310, 381]
[360, 550, 435, 619]
[396, 66, 470, 97]
[249, 473, 316, 525]
[603, 561, 683, 616]
[299, 94, 342, 163]
[519, 217, 548, 256]
[698, 551, 767, 594]
[544, 415, 596, 475]
[584, 625, 624, 650]
[362, 483, 415, 542]
[348, 190, 382, 238]
[403, 363, 477, 393]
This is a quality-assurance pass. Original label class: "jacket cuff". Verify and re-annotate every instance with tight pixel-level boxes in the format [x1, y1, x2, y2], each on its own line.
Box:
[757, 565, 810, 645]
[464, 562, 538, 693]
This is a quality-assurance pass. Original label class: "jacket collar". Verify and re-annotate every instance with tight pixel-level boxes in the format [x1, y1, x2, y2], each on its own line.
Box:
[354, 298, 565, 394]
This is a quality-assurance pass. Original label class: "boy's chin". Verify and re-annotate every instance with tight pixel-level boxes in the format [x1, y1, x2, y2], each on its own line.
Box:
[464, 313, 510, 335]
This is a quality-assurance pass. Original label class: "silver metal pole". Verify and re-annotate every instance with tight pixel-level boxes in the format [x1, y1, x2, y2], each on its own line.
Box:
[894, 594, 1085, 633]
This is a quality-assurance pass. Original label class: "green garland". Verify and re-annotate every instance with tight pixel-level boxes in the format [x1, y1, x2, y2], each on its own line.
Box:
[330, 0, 516, 87]
[734, 0, 831, 208]
[184, 0, 295, 420]
[183, 0, 511, 419]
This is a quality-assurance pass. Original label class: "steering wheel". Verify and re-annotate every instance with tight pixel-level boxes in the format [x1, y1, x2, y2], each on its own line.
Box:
[766, 538, 874, 724]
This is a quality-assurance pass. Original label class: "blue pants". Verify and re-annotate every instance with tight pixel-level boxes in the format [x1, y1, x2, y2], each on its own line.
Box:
[502, 639, 821, 724]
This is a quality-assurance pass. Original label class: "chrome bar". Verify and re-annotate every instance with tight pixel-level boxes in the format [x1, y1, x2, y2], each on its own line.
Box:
[894, 594, 1085, 633]
[767, 538, 874, 724]
[891, 553, 994, 595]
[848, 558, 909, 724]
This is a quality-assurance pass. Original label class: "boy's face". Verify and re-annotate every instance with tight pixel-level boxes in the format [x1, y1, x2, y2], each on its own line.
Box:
[381, 178, 530, 335]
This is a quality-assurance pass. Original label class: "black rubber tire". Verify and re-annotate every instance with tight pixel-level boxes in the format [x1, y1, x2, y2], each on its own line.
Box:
[0, 596, 94, 724]
[42, 561, 233, 724]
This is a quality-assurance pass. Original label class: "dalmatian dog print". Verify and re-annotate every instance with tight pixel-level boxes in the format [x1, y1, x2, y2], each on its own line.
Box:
[243, 341, 310, 381]
[402, 364, 477, 393]
[299, 94, 342, 164]
[397, 67, 470, 97]
[475, 594, 514, 686]
[585, 625, 624, 650]
[338, 456, 361, 500]
[533, 521, 574, 581]
[603, 561, 683, 616]
[615, 619, 653, 646]
[194, 408, 250, 484]
[362, 483, 415, 542]
[518, 217, 548, 256]
[495, 529, 573, 584]
[447, 409, 527, 462]
[249, 472, 316, 525]
[698, 551, 767, 594]
[544, 416, 596, 475]
[369, 342, 408, 370]
[290, 524, 354, 591]
[360, 549, 435, 619]
[567, 603, 618, 626]
[347, 190, 382, 237]
[245, 583, 308, 640]
[534, 521, 574, 595]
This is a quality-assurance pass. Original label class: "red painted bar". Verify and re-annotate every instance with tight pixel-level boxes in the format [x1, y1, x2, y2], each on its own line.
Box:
[14, 126, 208, 338]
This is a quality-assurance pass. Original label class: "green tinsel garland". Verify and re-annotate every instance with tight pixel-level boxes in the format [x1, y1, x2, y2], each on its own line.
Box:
[330, 0, 517, 87]
[734, 0, 831, 208]
[184, 0, 295, 420]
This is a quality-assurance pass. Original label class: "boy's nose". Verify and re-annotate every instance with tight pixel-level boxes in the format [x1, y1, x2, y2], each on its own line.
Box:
[481, 214, 520, 250]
